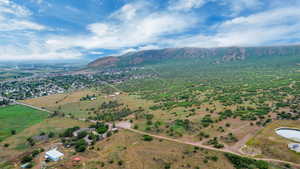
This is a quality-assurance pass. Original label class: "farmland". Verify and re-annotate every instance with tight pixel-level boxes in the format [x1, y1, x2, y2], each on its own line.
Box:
[0, 105, 48, 142]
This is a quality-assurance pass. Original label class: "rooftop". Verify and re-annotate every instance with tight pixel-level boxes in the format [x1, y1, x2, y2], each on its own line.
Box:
[45, 148, 64, 158]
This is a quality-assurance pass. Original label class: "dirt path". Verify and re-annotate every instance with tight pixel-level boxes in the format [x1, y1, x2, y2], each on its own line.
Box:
[116, 121, 300, 168]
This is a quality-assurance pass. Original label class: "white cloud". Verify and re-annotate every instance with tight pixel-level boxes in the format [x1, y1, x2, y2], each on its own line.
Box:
[169, 0, 207, 11]
[0, 0, 74, 61]
[0, 44, 82, 61]
[89, 51, 103, 55]
[46, 1, 198, 50]
[167, 6, 300, 47]
[138, 45, 161, 51]
[0, 20, 46, 31]
[222, 0, 262, 16]
[1, 0, 300, 61]
[0, 0, 46, 31]
[0, 0, 31, 17]
[110, 3, 138, 20]
[118, 48, 137, 55]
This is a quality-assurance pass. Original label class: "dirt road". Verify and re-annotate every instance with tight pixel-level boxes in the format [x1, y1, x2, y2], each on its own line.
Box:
[116, 121, 300, 168]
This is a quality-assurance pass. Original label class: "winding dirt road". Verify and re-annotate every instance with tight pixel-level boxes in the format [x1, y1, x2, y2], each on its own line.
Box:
[116, 121, 300, 168]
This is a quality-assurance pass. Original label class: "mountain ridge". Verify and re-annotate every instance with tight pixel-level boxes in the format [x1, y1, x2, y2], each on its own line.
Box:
[88, 45, 300, 68]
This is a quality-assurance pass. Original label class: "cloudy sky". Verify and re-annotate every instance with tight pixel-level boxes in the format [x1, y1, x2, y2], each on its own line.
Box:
[0, 0, 300, 61]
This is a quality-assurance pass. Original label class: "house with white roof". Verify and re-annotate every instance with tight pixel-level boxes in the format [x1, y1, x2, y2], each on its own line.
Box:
[45, 148, 64, 161]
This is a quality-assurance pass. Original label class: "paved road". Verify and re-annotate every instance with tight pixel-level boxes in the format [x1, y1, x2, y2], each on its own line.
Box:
[116, 121, 300, 168]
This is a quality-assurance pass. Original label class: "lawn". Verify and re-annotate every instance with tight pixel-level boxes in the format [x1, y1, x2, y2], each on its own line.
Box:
[0, 104, 48, 141]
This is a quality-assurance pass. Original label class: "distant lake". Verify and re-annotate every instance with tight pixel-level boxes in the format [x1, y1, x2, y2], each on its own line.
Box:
[276, 128, 300, 142]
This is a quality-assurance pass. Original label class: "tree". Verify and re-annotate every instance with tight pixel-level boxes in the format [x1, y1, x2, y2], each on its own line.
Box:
[77, 131, 88, 139]
[11, 129, 16, 135]
[75, 145, 86, 152]
[21, 155, 33, 164]
[48, 132, 55, 138]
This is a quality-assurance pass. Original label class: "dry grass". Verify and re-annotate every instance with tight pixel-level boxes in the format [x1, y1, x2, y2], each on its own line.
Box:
[49, 130, 235, 169]
[21, 89, 97, 108]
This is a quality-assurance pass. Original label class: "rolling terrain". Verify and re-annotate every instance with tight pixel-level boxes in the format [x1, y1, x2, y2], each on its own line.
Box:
[1, 45, 300, 169]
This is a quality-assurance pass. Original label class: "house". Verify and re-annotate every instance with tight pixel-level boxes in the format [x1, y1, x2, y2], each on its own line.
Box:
[288, 143, 300, 153]
[45, 148, 64, 161]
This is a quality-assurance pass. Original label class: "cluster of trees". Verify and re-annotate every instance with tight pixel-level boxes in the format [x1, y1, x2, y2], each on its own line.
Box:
[94, 107, 135, 122]
[80, 94, 96, 101]
[90, 122, 109, 134]
[20, 148, 44, 168]
[221, 133, 238, 143]
[207, 137, 224, 149]
[59, 123, 111, 152]
[200, 115, 214, 127]
[100, 100, 122, 109]
[0, 99, 10, 106]
[225, 153, 269, 169]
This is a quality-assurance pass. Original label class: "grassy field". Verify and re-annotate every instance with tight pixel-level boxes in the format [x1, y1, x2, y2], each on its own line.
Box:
[0, 104, 48, 142]
[21, 89, 97, 108]
[21, 89, 101, 118]
[246, 120, 300, 164]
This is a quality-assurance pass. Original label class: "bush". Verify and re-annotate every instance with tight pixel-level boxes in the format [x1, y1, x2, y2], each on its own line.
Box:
[21, 155, 33, 164]
[75, 145, 86, 152]
[32, 150, 40, 157]
[118, 160, 124, 166]
[96, 125, 109, 134]
[75, 139, 87, 152]
[11, 130, 16, 135]
[142, 135, 153, 141]
[77, 131, 88, 139]
[48, 132, 55, 138]
[225, 153, 268, 169]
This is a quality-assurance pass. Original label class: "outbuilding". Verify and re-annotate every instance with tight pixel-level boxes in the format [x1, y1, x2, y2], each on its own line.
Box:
[45, 148, 64, 161]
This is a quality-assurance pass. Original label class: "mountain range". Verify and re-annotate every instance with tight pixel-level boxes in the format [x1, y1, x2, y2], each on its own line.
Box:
[88, 45, 300, 68]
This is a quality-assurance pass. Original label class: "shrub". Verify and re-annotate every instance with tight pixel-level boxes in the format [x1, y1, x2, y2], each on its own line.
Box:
[21, 155, 33, 164]
[11, 130, 16, 135]
[75, 145, 86, 152]
[142, 135, 153, 141]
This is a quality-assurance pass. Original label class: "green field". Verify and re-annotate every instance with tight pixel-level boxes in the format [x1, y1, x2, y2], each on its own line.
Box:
[0, 104, 48, 141]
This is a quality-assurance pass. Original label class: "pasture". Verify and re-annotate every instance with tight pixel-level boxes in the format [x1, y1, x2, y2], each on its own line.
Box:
[0, 104, 48, 142]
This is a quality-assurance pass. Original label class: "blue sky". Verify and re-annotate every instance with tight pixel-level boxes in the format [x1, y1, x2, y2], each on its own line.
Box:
[0, 0, 300, 61]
